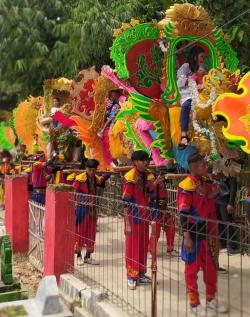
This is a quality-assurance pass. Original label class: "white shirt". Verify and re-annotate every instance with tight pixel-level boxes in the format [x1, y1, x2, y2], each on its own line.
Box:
[51, 107, 60, 116]
[177, 63, 193, 105]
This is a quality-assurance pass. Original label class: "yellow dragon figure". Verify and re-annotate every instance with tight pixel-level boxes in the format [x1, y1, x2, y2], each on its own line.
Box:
[109, 98, 143, 161]
[14, 96, 44, 154]
[188, 65, 240, 155]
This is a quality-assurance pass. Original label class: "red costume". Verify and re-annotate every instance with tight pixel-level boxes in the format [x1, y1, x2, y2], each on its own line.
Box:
[32, 162, 47, 188]
[73, 172, 103, 253]
[31, 154, 56, 204]
[177, 175, 218, 307]
[122, 168, 155, 280]
[31, 161, 51, 204]
[149, 183, 175, 253]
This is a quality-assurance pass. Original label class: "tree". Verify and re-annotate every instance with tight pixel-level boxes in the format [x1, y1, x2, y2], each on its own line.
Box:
[53, 0, 165, 75]
[0, 0, 164, 108]
[0, 0, 76, 107]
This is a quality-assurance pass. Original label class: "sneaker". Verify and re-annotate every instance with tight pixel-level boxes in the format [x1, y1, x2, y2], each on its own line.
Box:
[127, 279, 136, 290]
[167, 249, 179, 257]
[207, 298, 228, 314]
[77, 255, 84, 266]
[220, 248, 227, 253]
[228, 248, 240, 255]
[138, 274, 151, 285]
[190, 305, 215, 317]
[218, 267, 228, 274]
[84, 257, 100, 265]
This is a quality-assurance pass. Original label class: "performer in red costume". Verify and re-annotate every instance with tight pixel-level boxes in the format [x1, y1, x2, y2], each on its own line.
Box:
[122, 150, 163, 290]
[178, 153, 227, 316]
[73, 159, 109, 265]
[148, 179, 176, 255]
[31, 151, 57, 204]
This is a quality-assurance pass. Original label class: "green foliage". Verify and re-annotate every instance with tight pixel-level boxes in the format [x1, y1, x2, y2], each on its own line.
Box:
[0, 0, 75, 106]
[53, 0, 158, 74]
[139, 0, 165, 22]
[0, 305, 27, 317]
[0, 0, 164, 108]
[0, 122, 13, 150]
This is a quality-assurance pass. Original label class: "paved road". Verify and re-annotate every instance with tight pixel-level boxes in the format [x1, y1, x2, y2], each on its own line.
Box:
[72, 216, 250, 317]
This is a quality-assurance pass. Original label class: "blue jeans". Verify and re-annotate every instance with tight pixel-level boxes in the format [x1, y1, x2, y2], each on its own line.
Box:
[51, 120, 59, 129]
[181, 99, 192, 132]
[32, 192, 45, 204]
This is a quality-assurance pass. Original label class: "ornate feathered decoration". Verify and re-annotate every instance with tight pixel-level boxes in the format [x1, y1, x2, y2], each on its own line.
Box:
[14, 96, 43, 153]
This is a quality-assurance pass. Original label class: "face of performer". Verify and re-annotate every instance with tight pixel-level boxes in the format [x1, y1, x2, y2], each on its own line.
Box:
[86, 167, 97, 179]
[20, 144, 27, 153]
[39, 153, 45, 162]
[197, 52, 206, 65]
[133, 159, 149, 173]
[190, 158, 208, 178]
[53, 98, 60, 108]
[110, 91, 119, 102]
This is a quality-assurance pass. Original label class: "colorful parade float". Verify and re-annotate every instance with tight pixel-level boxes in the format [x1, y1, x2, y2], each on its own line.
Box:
[0, 3, 249, 177]
[0, 2, 249, 234]
[69, 3, 250, 175]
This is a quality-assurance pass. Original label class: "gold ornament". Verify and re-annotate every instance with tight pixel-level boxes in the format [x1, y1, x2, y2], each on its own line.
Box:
[160, 3, 214, 40]
[43, 77, 72, 115]
[71, 67, 99, 120]
[113, 19, 141, 38]
[14, 96, 43, 153]
[119, 99, 143, 149]
[89, 76, 118, 143]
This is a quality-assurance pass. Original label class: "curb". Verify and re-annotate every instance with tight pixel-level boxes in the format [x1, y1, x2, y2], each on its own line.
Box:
[59, 274, 129, 317]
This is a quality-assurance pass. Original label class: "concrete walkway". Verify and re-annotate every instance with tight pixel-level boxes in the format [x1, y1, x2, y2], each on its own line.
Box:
[72, 216, 250, 317]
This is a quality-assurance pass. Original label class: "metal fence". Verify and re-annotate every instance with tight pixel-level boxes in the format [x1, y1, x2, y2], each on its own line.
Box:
[0, 179, 4, 209]
[63, 178, 250, 317]
[28, 199, 45, 272]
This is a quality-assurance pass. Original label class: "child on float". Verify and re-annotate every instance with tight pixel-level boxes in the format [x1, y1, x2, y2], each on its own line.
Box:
[97, 90, 121, 138]
[177, 46, 207, 148]
[50, 97, 62, 129]
[191, 65, 206, 87]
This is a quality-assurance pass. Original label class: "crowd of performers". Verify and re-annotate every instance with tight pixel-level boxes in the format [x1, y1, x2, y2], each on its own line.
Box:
[70, 150, 249, 317]
[0, 148, 249, 317]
